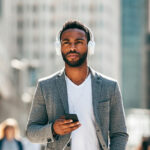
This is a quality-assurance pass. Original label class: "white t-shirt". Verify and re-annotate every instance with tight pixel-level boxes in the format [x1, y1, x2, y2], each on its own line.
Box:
[65, 74, 100, 150]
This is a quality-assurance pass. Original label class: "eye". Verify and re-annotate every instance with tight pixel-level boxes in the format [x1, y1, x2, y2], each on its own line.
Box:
[62, 41, 70, 45]
[76, 41, 83, 44]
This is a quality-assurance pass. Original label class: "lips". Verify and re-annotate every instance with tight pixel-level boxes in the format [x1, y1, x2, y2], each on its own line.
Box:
[67, 53, 79, 59]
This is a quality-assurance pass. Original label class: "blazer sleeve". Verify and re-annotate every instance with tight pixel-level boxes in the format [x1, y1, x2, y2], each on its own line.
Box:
[26, 81, 55, 143]
[109, 82, 129, 150]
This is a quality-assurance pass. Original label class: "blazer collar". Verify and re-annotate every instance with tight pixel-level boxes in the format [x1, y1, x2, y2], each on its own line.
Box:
[57, 66, 102, 81]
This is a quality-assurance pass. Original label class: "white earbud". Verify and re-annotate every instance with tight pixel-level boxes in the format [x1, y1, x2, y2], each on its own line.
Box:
[55, 27, 95, 55]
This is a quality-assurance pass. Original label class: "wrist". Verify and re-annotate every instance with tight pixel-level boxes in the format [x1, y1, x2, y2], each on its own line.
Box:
[51, 122, 59, 140]
[52, 122, 57, 136]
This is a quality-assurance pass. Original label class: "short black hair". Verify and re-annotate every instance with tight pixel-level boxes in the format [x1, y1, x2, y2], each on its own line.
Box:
[59, 20, 91, 42]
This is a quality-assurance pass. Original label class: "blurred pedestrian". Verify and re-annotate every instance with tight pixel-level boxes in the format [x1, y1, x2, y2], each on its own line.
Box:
[136, 137, 150, 150]
[141, 137, 150, 150]
[0, 118, 24, 150]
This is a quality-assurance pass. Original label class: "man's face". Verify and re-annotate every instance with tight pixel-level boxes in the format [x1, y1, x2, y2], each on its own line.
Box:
[60, 28, 88, 67]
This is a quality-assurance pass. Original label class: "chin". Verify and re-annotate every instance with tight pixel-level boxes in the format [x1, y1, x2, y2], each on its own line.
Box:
[67, 62, 83, 67]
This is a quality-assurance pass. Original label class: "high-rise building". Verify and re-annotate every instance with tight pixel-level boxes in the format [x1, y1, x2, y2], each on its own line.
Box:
[0, 0, 15, 100]
[0, 0, 2, 17]
[148, 0, 150, 32]
[146, 0, 150, 108]
[3, 0, 121, 99]
[146, 34, 150, 108]
[121, 0, 148, 108]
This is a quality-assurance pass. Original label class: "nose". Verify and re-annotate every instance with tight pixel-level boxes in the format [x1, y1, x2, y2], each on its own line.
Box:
[70, 43, 76, 51]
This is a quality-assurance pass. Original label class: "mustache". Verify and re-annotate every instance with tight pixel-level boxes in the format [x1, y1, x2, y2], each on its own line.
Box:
[65, 51, 80, 56]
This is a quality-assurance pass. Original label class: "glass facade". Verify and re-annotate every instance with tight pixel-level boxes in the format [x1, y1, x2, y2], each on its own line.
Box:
[147, 34, 150, 108]
[122, 0, 147, 108]
[0, 0, 2, 17]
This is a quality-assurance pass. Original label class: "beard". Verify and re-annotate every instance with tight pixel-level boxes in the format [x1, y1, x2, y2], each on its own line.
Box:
[61, 50, 88, 67]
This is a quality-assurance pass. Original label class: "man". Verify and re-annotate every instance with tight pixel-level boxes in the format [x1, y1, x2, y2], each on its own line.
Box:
[26, 21, 128, 150]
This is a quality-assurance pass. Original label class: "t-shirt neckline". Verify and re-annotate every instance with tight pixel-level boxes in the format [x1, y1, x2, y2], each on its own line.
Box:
[65, 73, 91, 88]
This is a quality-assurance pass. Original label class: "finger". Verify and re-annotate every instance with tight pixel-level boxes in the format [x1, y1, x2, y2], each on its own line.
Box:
[62, 124, 81, 134]
[55, 119, 73, 125]
[55, 118, 70, 123]
[70, 124, 81, 131]
[59, 130, 69, 135]
[59, 119, 73, 125]
[62, 121, 81, 129]
[68, 121, 81, 128]
[59, 128, 72, 135]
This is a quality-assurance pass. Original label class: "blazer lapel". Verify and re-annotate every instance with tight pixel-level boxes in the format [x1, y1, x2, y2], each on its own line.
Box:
[55, 68, 69, 114]
[90, 67, 103, 123]
[90, 68, 109, 149]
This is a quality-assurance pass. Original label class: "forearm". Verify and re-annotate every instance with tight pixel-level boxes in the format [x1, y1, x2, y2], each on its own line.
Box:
[109, 82, 129, 150]
[110, 132, 128, 150]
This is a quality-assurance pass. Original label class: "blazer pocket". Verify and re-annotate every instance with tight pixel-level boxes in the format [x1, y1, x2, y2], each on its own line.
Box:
[97, 100, 110, 111]
[98, 98, 110, 103]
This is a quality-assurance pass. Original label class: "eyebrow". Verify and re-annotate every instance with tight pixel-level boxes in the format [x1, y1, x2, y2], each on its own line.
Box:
[61, 39, 69, 42]
[61, 38, 85, 42]
[75, 38, 84, 41]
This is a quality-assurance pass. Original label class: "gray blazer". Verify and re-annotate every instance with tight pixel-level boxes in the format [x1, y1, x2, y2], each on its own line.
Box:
[26, 67, 128, 150]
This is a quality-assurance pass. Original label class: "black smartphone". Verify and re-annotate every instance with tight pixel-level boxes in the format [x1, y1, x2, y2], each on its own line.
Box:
[65, 114, 79, 123]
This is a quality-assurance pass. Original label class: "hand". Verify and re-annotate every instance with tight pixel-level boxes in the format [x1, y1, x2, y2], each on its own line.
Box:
[53, 116, 81, 136]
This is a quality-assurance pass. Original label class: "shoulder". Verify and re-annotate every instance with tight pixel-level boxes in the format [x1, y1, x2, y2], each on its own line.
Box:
[91, 68, 120, 95]
[0, 139, 3, 148]
[38, 69, 64, 84]
[0, 138, 4, 143]
[90, 67, 118, 86]
[0, 138, 4, 142]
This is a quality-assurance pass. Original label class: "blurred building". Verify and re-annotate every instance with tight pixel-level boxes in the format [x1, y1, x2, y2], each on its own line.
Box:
[15, 0, 121, 80]
[121, 0, 148, 109]
[0, 1, 12, 100]
[148, 0, 150, 32]
[0, 0, 121, 132]
[126, 109, 150, 149]
[0, 41, 13, 100]
[146, 0, 150, 108]
[146, 35, 150, 108]
[1, 0, 121, 100]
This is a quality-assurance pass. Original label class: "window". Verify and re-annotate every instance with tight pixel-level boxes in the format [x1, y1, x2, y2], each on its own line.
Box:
[17, 36, 23, 47]
[49, 20, 55, 27]
[32, 4, 38, 13]
[49, 5, 55, 12]
[17, 20, 24, 29]
[17, 3, 23, 14]
[32, 20, 38, 28]
[0, 0, 2, 17]
[99, 4, 104, 12]
[28, 67, 37, 86]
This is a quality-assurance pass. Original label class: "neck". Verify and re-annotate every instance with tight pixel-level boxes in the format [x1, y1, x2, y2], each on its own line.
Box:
[65, 61, 89, 85]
